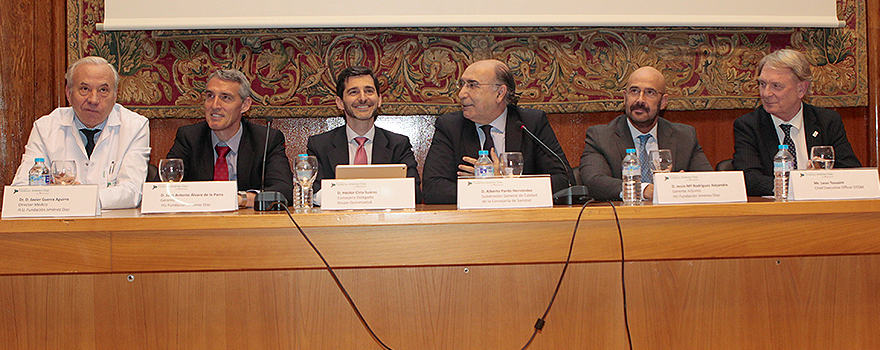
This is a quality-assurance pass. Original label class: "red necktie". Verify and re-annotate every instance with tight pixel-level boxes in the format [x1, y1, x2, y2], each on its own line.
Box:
[354, 137, 368, 165]
[213, 145, 231, 181]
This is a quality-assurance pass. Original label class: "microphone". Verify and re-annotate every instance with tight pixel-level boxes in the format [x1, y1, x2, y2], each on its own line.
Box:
[254, 116, 288, 211]
[518, 122, 591, 205]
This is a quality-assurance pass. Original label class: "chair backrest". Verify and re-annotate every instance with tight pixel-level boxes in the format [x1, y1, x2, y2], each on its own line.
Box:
[715, 158, 734, 171]
[146, 163, 160, 182]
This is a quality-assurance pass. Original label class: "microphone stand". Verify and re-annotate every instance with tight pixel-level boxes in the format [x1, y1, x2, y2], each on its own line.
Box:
[518, 123, 591, 205]
[254, 116, 288, 211]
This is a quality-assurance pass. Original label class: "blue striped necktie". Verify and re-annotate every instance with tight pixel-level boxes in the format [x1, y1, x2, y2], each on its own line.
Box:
[638, 134, 653, 184]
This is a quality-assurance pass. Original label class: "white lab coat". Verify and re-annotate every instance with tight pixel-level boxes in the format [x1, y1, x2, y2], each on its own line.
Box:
[12, 104, 151, 209]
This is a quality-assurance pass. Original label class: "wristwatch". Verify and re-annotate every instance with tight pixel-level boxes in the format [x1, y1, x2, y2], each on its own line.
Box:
[238, 189, 261, 208]
[238, 191, 248, 207]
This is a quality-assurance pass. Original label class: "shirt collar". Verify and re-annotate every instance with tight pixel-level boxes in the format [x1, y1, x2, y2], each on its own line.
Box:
[480, 107, 508, 133]
[771, 102, 805, 130]
[74, 113, 108, 131]
[345, 124, 376, 143]
[211, 122, 244, 153]
[626, 118, 658, 140]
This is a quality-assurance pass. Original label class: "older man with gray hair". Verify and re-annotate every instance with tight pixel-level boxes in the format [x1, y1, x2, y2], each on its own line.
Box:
[422, 59, 572, 204]
[12, 56, 151, 209]
[166, 69, 294, 207]
[733, 49, 861, 196]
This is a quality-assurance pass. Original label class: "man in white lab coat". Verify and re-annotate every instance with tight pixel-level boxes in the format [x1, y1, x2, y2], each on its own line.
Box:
[11, 56, 150, 209]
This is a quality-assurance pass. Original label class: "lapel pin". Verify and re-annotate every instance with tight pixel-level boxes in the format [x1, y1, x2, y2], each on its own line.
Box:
[812, 131, 819, 137]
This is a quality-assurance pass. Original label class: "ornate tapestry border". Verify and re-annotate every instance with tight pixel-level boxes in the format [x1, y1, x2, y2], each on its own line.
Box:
[70, 0, 867, 118]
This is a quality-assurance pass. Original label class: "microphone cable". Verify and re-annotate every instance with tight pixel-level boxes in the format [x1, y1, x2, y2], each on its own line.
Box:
[280, 203, 394, 350]
[608, 201, 634, 350]
[278, 199, 631, 350]
[520, 200, 633, 350]
[520, 198, 593, 349]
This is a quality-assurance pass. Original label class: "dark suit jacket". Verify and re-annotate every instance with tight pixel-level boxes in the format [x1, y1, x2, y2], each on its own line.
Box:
[306, 125, 422, 203]
[422, 105, 573, 204]
[166, 119, 294, 204]
[733, 103, 861, 196]
[578, 115, 713, 201]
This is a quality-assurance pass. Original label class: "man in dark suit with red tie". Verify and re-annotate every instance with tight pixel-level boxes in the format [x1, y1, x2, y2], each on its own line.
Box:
[306, 66, 422, 204]
[166, 69, 294, 207]
[733, 49, 861, 196]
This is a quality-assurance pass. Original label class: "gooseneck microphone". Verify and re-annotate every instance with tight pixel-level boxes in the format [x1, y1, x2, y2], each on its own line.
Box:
[518, 122, 591, 205]
[254, 116, 288, 211]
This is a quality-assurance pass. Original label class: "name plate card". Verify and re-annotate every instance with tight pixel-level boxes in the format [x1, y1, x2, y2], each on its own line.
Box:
[653, 171, 747, 204]
[141, 181, 237, 213]
[457, 175, 553, 209]
[2, 185, 99, 218]
[790, 168, 880, 201]
[321, 178, 415, 210]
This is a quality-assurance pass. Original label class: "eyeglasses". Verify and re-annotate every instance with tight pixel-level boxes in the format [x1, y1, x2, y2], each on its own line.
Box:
[623, 87, 664, 99]
[455, 80, 503, 90]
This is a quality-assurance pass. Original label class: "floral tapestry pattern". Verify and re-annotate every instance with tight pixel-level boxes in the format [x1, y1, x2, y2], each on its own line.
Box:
[69, 0, 866, 118]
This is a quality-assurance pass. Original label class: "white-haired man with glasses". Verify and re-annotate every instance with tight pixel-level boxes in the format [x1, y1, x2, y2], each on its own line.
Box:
[423, 59, 573, 204]
[12, 56, 150, 209]
[578, 66, 712, 201]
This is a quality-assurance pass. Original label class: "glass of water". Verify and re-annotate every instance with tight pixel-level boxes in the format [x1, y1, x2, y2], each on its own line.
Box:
[500, 152, 524, 177]
[294, 154, 319, 209]
[810, 146, 835, 170]
[159, 158, 185, 182]
[51, 160, 77, 185]
[650, 149, 673, 173]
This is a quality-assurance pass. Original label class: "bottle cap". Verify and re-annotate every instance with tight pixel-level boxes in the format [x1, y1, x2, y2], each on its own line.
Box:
[478, 150, 489, 156]
[626, 149, 635, 154]
[778, 145, 789, 149]
[35, 158, 45, 162]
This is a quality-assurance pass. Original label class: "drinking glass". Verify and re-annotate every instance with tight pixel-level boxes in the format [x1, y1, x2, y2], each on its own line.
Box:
[51, 160, 77, 185]
[650, 149, 673, 173]
[500, 152, 524, 177]
[294, 154, 319, 209]
[810, 146, 835, 170]
[159, 158, 185, 182]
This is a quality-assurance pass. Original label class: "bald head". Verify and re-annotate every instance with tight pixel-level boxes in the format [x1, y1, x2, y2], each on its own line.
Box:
[470, 59, 505, 72]
[624, 66, 668, 133]
[627, 66, 666, 93]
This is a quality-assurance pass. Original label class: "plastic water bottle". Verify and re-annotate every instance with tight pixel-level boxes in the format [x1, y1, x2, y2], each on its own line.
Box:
[474, 150, 494, 178]
[622, 149, 642, 205]
[773, 144, 794, 202]
[28, 158, 51, 186]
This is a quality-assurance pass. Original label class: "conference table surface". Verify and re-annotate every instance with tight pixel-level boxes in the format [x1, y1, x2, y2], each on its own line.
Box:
[1, 199, 879, 349]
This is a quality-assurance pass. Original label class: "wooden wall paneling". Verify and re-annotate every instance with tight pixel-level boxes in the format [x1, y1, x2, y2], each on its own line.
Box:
[110, 220, 623, 272]
[626, 255, 880, 349]
[869, 0, 879, 167]
[0, 0, 66, 203]
[0, 231, 112, 274]
[0, 0, 36, 188]
[4, 256, 879, 349]
[1, 265, 627, 349]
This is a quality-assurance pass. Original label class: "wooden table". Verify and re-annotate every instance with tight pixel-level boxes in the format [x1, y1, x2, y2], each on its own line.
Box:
[2, 200, 879, 349]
